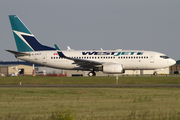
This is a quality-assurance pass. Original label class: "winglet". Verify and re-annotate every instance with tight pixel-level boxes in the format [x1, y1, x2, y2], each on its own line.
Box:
[54, 44, 60, 51]
[54, 44, 66, 58]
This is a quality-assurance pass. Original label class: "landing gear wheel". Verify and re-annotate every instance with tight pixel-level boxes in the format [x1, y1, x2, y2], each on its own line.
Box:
[88, 71, 96, 76]
[153, 72, 158, 76]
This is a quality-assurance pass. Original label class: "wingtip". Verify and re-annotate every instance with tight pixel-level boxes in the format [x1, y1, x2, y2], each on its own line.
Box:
[54, 44, 60, 51]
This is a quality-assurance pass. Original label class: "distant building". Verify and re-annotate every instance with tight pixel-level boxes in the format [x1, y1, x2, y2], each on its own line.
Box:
[0, 60, 63, 76]
[35, 67, 62, 75]
[170, 60, 180, 74]
[0, 64, 33, 76]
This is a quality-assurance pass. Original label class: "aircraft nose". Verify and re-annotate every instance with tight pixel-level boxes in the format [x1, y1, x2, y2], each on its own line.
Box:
[169, 59, 176, 66]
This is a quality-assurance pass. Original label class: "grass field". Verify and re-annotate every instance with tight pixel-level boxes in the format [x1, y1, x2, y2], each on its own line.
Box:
[1, 87, 180, 120]
[1, 76, 180, 120]
[0, 76, 180, 85]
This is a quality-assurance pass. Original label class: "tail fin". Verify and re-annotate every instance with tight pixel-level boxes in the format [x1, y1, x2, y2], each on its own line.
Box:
[9, 15, 55, 52]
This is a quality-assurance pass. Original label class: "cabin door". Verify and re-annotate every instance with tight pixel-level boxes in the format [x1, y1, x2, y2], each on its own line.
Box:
[42, 54, 47, 63]
[150, 53, 154, 63]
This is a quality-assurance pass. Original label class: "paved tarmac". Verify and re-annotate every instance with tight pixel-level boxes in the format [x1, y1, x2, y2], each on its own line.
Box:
[1, 84, 180, 88]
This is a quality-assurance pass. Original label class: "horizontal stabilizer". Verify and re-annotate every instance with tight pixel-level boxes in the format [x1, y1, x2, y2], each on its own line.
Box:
[6, 50, 30, 56]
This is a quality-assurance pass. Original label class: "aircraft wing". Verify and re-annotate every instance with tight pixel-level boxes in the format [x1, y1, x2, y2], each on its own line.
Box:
[6, 50, 30, 56]
[54, 44, 103, 68]
[67, 57, 102, 68]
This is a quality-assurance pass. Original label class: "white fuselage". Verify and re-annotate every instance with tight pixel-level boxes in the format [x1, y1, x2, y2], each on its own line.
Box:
[16, 50, 176, 71]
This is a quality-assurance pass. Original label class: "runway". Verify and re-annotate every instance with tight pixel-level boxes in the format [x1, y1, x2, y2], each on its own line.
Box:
[1, 84, 180, 88]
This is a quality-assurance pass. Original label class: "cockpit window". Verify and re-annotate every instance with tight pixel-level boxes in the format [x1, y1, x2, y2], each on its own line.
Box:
[160, 56, 169, 59]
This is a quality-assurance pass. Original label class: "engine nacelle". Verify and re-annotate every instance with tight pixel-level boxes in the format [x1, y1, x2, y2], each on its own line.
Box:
[103, 63, 124, 74]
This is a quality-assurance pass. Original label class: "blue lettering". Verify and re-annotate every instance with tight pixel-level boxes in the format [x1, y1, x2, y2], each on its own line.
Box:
[137, 52, 143, 55]
[102, 52, 110, 55]
[111, 52, 116, 55]
[82, 52, 96, 55]
[82, 52, 89, 55]
[82, 52, 112, 55]
[82, 51, 143, 56]
[96, 52, 102, 55]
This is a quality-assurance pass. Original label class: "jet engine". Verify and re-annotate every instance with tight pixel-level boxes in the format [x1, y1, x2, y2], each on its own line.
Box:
[103, 63, 124, 74]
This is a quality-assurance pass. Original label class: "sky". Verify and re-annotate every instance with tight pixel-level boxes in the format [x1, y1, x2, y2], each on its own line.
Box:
[0, 0, 180, 60]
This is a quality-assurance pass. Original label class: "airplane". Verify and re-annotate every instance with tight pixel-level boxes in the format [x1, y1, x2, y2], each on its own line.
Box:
[6, 15, 176, 76]
[11, 67, 21, 76]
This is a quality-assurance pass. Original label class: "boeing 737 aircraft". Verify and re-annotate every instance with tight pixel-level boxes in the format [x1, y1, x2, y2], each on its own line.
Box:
[7, 15, 176, 76]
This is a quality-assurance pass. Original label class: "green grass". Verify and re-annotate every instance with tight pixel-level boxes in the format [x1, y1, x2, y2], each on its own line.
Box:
[1, 76, 180, 119]
[0, 76, 180, 85]
[1, 87, 180, 119]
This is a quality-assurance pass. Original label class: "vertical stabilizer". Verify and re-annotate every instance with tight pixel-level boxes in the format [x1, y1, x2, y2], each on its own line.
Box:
[9, 15, 55, 52]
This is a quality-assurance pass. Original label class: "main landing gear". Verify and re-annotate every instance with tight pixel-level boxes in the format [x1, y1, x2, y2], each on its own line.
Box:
[88, 71, 96, 76]
[153, 71, 158, 76]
